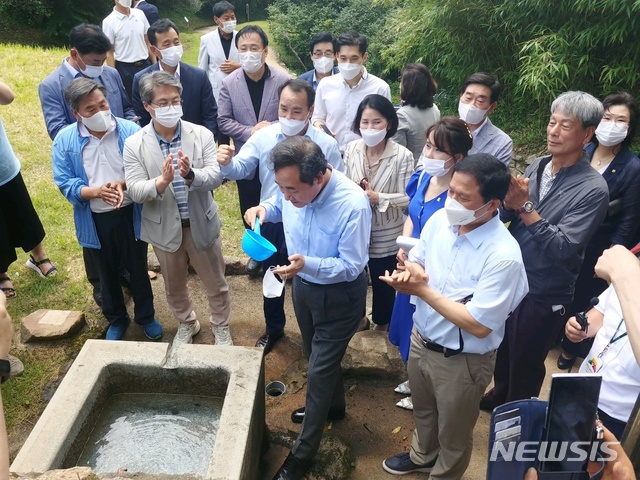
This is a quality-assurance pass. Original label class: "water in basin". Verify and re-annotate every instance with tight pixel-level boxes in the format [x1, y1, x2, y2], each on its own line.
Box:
[77, 392, 223, 476]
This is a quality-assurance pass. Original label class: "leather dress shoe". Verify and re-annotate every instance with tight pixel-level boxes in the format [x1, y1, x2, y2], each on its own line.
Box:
[256, 331, 284, 355]
[272, 452, 312, 480]
[557, 352, 577, 370]
[246, 258, 262, 275]
[291, 405, 345, 424]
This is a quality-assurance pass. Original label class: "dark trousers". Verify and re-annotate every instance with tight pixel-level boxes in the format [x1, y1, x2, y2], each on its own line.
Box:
[368, 254, 398, 326]
[486, 297, 567, 406]
[261, 222, 288, 335]
[236, 175, 262, 229]
[86, 205, 154, 326]
[598, 408, 627, 440]
[115, 58, 151, 101]
[291, 270, 368, 460]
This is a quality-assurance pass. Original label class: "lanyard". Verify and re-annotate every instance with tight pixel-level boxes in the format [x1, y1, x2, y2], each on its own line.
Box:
[597, 318, 628, 359]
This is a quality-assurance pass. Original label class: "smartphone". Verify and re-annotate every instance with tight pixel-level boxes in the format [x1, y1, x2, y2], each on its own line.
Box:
[319, 123, 334, 137]
[538, 373, 602, 474]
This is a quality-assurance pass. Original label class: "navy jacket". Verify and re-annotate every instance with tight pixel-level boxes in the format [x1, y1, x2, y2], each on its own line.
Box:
[298, 67, 340, 90]
[131, 62, 218, 137]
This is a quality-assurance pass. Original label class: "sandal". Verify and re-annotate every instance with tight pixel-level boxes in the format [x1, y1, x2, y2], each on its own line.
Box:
[25, 255, 58, 279]
[0, 276, 16, 299]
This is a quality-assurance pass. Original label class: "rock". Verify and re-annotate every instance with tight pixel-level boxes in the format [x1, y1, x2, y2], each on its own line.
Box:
[35, 467, 99, 480]
[224, 256, 247, 276]
[341, 330, 405, 379]
[21, 310, 85, 343]
[147, 251, 160, 272]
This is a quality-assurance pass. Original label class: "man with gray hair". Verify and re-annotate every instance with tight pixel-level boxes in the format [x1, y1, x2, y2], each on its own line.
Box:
[52, 77, 162, 341]
[123, 71, 233, 347]
[481, 91, 610, 410]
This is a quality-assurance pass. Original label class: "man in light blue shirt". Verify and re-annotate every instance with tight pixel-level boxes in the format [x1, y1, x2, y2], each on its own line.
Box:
[218, 78, 342, 355]
[380, 154, 528, 479]
[245, 137, 370, 480]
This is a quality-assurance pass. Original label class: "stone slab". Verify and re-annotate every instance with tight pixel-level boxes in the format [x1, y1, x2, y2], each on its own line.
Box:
[341, 330, 405, 379]
[21, 310, 85, 343]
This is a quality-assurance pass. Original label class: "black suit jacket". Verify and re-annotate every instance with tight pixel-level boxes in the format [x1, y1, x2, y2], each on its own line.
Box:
[135, 1, 159, 25]
[132, 62, 218, 137]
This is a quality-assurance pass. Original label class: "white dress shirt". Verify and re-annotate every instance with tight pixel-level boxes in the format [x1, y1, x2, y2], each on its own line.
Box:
[79, 117, 132, 213]
[409, 209, 529, 354]
[102, 7, 150, 63]
[312, 67, 391, 152]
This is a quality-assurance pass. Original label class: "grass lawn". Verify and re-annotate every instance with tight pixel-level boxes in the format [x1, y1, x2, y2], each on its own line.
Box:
[0, 37, 245, 432]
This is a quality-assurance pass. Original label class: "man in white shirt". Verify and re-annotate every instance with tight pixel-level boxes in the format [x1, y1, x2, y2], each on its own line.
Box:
[198, 1, 240, 110]
[311, 32, 391, 153]
[217, 79, 342, 355]
[102, 0, 155, 100]
[380, 154, 528, 479]
[458, 72, 513, 167]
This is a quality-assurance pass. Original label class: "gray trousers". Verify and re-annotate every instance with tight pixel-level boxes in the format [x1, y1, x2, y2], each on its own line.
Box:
[291, 271, 367, 460]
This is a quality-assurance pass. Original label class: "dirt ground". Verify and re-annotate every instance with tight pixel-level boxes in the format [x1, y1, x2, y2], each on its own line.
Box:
[101, 267, 561, 480]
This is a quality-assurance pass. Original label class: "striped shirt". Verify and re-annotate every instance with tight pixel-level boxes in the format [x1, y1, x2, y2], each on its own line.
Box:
[154, 122, 189, 220]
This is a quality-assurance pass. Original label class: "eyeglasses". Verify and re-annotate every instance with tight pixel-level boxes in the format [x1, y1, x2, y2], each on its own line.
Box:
[151, 99, 183, 108]
[311, 51, 334, 59]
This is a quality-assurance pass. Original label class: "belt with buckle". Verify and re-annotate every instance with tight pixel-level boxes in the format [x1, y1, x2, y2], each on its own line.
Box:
[117, 58, 148, 67]
[418, 332, 462, 357]
[300, 277, 321, 286]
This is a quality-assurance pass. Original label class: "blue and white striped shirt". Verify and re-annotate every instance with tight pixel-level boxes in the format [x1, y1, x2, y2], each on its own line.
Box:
[154, 122, 189, 220]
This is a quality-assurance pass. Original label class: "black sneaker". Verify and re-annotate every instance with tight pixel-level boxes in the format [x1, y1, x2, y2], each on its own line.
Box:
[382, 452, 434, 475]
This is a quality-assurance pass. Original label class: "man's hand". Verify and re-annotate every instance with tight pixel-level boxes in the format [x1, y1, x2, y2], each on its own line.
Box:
[595, 245, 639, 284]
[220, 59, 240, 73]
[217, 144, 235, 166]
[379, 261, 429, 296]
[177, 149, 191, 179]
[360, 179, 379, 205]
[565, 316, 589, 344]
[251, 120, 270, 136]
[396, 248, 408, 271]
[111, 180, 126, 209]
[272, 254, 305, 280]
[98, 182, 121, 207]
[244, 205, 266, 229]
[156, 154, 174, 193]
[503, 175, 530, 211]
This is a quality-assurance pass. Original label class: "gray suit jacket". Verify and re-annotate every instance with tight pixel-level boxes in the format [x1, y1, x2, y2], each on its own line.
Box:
[123, 120, 223, 253]
[468, 117, 513, 167]
[217, 65, 290, 151]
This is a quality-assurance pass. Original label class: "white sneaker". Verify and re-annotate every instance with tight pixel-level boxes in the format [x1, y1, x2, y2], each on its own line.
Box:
[213, 326, 233, 346]
[174, 320, 201, 346]
[8, 354, 24, 376]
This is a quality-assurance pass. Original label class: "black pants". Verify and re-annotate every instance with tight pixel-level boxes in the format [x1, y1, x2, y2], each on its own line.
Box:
[115, 58, 151, 101]
[291, 271, 367, 460]
[368, 254, 398, 326]
[236, 175, 262, 229]
[87, 205, 154, 326]
[485, 297, 567, 406]
[261, 222, 288, 336]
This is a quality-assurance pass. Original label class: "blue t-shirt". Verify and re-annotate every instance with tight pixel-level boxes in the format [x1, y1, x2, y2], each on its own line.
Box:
[0, 115, 20, 186]
[405, 170, 447, 238]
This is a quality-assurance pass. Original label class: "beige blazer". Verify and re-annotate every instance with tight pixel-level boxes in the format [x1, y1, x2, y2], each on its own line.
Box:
[123, 120, 223, 253]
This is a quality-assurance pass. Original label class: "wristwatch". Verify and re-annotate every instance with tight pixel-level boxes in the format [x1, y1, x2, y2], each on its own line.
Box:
[515, 201, 534, 215]
[0, 358, 10, 384]
[184, 169, 195, 181]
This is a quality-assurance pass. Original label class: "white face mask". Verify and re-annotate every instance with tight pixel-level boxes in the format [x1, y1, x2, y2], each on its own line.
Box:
[221, 20, 237, 33]
[458, 100, 488, 125]
[338, 62, 362, 81]
[595, 120, 628, 147]
[81, 109, 112, 132]
[263, 266, 285, 298]
[118, 0, 132, 7]
[153, 104, 183, 128]
[279, 116, 307, 136]
[360, 128, 387, 147]
[75, 53, 104, 78]
[419, 155, 453, 177]
[239, 51, 264, 74]
[313, 56, 334, 75]
[444, 196, 490, 226]
[158, 45, 183, 67]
